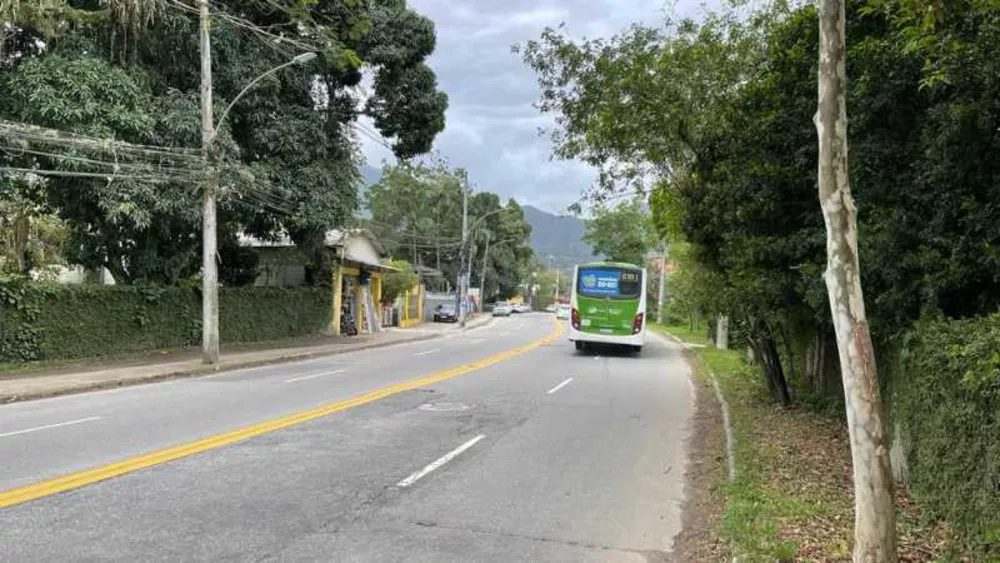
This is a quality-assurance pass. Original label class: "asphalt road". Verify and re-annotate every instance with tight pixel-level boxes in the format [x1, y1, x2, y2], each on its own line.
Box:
[0, 314, 694, 562]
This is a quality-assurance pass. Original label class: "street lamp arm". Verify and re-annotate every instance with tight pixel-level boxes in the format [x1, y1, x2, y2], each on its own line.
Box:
[469, 207, 506, 231]
[461, 207, 508, 254]
[213, 52, 317, 139]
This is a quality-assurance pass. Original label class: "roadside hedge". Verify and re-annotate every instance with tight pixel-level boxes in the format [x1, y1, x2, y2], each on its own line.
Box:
[220, 286, 331, 343]
[892, 314, 1000, 555]
[0, 277, 331, 363]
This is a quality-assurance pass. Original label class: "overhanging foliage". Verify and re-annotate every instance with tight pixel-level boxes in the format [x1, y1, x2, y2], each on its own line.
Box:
[0, 0, 448, 285]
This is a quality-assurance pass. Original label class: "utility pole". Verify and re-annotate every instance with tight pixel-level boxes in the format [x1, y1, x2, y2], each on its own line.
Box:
[199, 0, 219, 365]
[657, 242, 667, 324]
[457, 177, 469, 326]
[479, 231, 490, 300]
[547, 254, 559, 303]
[465, 239, 475, 320]
[554, 268, 560, 302]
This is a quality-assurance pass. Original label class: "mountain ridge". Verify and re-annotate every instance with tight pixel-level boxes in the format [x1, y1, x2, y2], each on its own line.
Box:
[521, 205, 594, 269]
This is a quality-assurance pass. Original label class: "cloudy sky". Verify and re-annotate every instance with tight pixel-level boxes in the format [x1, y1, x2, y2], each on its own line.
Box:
[359, 0, 706, 214]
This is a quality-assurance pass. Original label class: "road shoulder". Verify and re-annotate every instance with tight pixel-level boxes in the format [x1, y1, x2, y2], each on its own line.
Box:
[650, 330, 729, 561]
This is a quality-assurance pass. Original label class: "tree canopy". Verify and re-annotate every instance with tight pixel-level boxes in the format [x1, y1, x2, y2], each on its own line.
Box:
[582, 198, 656, 267]
[0, 0, 448, 284]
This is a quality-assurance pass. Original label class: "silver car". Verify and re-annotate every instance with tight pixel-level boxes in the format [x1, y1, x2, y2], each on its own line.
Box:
[493, 302, 512, 317]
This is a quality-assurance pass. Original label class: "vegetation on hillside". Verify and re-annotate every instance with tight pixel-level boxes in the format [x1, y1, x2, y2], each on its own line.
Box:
[521, 205, 593, 270]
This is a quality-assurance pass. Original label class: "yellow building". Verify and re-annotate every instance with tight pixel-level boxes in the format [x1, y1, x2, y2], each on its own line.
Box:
[327, 230, 396, 336]
[399, 282, 423, 328]
[240, 229, 395, 337]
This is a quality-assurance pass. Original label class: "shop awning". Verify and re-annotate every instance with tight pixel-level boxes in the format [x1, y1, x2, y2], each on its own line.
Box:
[343, 254, 399, 272]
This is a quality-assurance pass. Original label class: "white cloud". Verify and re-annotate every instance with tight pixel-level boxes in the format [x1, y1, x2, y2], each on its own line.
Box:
[360, 0, 707, 214]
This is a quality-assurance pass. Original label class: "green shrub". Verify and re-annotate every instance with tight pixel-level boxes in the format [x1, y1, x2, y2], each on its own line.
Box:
[220, 286, 330, 343]
[381, 260, 418, 303]
[0, 276, 48, 362]
[0, 278, 331, 362]
[893, 314, 1000, 555]
[33, 284, 200, 360]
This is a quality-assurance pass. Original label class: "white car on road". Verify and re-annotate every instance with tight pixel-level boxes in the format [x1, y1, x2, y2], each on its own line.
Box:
[555, 304, 571, 320]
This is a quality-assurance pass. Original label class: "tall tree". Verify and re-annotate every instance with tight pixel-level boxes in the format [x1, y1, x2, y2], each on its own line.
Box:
[365, 159, 463, 268]
[582, 198, 655, 265]
[472, 197, 533, 299]
[1, 52, 209, 283]
[0, 0, 449, 284]
[365, 162, 534, 298]
[816, 0, 897, 558]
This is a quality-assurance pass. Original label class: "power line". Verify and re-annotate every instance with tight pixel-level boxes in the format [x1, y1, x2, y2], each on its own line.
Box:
[361, 219, 463, 243]
[233, 186, 295, 214]
[0, 121, 202, 161]
[218, 166, 299, 214]
[0, 119, 206, 187]
[0, 144, 203, 178]
[240, 0, 361, 50]
[366, 229, 465, 246]
[166, 0, 324, 55]
[369, 230, 465, 248]
[0, 166, 183, 183]
[352, 122, 394, 152]
[367, 227, 466, 249]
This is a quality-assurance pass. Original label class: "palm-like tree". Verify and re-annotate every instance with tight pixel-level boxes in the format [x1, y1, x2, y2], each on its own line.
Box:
[1, 0, 163, 41]
[1, 0, 163, 25]
[102, 0, 164, 33]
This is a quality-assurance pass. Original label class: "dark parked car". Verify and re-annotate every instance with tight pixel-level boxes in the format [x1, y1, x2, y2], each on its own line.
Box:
[433, 303, 458, 323]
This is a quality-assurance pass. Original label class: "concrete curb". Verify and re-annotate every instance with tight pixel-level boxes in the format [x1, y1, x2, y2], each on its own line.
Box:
[708, 369, 737, 482]
[412, 314, 495, 336]
[656, 330, 738, 483]
[0, 331, 445, 405]
[460, 315, 495, 331]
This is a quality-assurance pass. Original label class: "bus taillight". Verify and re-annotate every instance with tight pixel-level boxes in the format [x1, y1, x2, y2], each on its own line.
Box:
[632, 312, 644, 334]
[571, 308, 580, 329]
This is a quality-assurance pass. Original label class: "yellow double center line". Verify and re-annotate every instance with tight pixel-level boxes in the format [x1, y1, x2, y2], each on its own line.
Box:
[0, 320, 564, 509]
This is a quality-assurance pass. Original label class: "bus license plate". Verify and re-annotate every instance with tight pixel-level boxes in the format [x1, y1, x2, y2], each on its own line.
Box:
[600, 328, 613, 334]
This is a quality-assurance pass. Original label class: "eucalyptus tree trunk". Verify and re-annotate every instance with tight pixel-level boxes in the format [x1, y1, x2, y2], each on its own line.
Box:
[816, 0, 897, 560]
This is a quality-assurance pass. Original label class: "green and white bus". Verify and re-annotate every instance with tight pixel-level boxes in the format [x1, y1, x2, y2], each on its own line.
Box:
[568, 262, 647, 353]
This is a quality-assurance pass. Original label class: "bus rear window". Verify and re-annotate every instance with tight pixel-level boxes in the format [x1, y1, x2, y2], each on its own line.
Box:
[577, 267, 642, 298]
